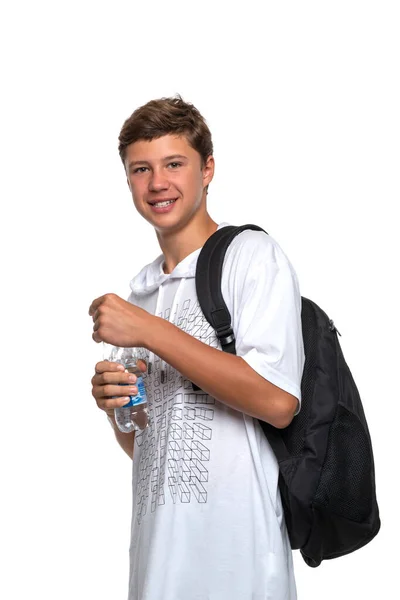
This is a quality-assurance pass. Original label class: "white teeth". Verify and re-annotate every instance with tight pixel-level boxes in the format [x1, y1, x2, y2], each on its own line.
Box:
[153, 199, 175, 207]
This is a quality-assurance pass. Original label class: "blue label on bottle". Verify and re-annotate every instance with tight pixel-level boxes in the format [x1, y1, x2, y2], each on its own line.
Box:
[121, 376, 147, 408]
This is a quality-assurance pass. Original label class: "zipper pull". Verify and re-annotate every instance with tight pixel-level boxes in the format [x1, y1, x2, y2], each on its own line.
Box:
[329, 319, 342, 336]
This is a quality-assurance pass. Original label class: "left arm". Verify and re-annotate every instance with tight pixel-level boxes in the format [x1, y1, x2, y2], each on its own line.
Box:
[145, 315, 298, 429]
[89, 262, 300, 430]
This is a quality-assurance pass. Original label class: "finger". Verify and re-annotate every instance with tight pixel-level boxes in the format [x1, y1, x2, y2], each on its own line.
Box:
[102, 383, 138, 398]
[92, 385, 137, 410]
[92, 331, 102, 343]
[92, 309, 101, 326]
[89, 296, 106, 317]
[95, 361, 125, 374]
[92, 311, 104, 333]
[97, 395, 133, 411]
[91, 372, 115, 387]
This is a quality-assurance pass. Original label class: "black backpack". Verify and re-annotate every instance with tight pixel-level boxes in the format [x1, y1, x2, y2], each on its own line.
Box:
[194, 224, 380, 567]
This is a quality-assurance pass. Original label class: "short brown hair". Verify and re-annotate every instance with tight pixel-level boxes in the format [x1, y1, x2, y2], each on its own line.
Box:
[118, 95, 213, 167]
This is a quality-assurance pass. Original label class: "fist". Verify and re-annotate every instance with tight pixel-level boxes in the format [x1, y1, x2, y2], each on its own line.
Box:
[89, 293, 151, 347]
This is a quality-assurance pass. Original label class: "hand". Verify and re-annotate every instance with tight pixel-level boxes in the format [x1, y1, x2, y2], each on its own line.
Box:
[91, 360, 148, 417]
[89, 293, 151, 347]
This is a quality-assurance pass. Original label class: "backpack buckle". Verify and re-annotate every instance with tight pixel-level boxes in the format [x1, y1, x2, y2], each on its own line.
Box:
[216, 325, 235, 347]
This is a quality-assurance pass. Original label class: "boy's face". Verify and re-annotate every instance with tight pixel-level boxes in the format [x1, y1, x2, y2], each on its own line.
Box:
[124, 134, 214, 232]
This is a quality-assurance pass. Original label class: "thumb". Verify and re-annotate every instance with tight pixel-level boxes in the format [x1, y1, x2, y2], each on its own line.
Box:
[136, 359, 148, 373]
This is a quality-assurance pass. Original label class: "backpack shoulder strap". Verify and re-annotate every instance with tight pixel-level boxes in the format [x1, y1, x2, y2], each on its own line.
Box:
[195, 223, 291, 462]
[195, 223, 267, 353]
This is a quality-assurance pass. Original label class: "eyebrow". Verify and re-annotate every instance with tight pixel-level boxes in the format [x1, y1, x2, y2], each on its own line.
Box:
[128, 154, 188, 169]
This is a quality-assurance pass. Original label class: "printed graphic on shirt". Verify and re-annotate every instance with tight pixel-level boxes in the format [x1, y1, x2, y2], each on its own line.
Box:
[134, 299, 220, 524]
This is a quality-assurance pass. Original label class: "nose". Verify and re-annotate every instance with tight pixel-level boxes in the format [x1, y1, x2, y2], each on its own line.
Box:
[149, 168, 169, 192]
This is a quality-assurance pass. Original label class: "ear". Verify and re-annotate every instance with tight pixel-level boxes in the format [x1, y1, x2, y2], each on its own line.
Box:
[202, 155, 215, 188]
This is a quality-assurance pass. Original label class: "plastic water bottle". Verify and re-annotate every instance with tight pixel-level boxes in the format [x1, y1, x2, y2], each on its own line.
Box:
[104, 344, 150, 433]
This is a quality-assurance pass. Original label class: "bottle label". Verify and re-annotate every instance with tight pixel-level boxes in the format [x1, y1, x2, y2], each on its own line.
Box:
[121, 376, 147, 408]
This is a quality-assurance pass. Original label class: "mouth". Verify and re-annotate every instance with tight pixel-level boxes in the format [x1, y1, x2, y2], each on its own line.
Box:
[148, 198, 178, 207]
[148, 198, 178, 214]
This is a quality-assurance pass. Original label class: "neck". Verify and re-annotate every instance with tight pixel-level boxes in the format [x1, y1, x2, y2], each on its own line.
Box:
[156, 209, 218, 274]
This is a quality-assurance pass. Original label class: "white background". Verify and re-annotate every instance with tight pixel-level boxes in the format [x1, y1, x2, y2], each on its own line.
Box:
[1, 1, 398, 598]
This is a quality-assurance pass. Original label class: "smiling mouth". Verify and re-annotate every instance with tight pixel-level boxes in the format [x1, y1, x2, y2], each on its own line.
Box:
[149, 199, 177, 207]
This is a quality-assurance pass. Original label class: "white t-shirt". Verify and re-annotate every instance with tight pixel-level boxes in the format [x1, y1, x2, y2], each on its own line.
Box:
[126, 223, 305, 600]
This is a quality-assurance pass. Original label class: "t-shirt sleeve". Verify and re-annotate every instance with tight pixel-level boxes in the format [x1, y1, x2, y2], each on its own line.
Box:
[221, 230, 305, 414]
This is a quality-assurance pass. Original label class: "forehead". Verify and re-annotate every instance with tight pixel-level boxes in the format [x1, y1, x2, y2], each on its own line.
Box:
[125, 134, 197, 163]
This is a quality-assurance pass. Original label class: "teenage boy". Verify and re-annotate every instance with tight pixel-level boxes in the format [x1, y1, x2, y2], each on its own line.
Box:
[89, 96, 305, 600]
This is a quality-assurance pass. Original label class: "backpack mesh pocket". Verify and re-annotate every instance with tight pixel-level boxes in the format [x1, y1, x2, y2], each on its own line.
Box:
[281, 298, 318, 457]
[313, 405, 372, 522]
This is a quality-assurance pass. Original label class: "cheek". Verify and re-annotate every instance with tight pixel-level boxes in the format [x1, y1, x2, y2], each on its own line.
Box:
[128, 184, 147, 215]
[128, 179, 145, 201]
[181, 171, 203, 196]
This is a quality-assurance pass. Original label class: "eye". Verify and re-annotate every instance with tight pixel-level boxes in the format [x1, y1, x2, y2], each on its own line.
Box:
[167, 162, 182, 169]
[132, 166, 149, 174]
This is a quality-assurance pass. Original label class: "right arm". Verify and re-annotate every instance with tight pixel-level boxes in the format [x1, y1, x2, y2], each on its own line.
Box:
[91, 360, 147, 460]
